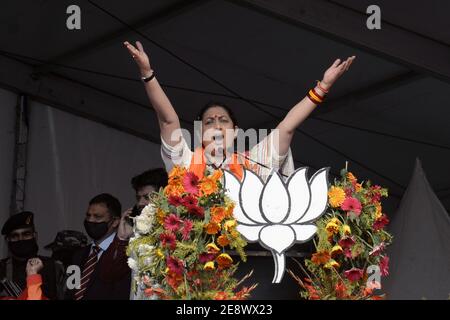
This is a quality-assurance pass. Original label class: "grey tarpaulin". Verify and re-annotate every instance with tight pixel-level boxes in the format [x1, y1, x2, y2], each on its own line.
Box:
[384, 158, 450, 299]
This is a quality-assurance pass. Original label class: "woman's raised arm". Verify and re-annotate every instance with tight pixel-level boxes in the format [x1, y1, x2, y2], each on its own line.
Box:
[275, 56, 356, 156]
[124, 41, 181, 147]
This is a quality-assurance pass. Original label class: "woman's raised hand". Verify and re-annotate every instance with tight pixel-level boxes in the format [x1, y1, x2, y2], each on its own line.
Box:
[321, 56, 356, 90]
[124, 40, 152, 76]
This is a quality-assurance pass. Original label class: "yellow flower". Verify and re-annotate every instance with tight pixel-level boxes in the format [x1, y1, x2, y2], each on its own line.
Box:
[342, 224, 351, 235]
[331, 245, 343, 257]
[157, 209, 166, 224]
[204, 261, 215, 271]
[328, 186, 346, 208]
[324, 259, 340, 269]
[326, 220, 340, 235]
[156, 249, 164, 258]
[347, 172, 357, 184]
[224, 219, 237, 231]
[216, 253, 233, 268]
[375, 203, 383, 219]
[330, 217, 341, 225]
[206, 242, 220, 253]
[225, 204, 234, 218]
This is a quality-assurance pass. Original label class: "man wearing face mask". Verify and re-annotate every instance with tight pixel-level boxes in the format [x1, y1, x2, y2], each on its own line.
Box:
[66, 193, 132, 300]
[0, 211, 64, 299]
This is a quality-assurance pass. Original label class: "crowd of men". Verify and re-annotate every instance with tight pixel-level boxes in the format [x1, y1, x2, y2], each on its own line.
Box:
[0, 168, 168, 300]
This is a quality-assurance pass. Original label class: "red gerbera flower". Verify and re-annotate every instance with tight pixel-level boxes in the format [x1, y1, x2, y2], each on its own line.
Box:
[181, 194, 198, 207]
[168, 195, 183, 207]
[159, 232, 176, 250]
[187, 205, 204, 218]
[344, 268, 364, 282]
[167, 256, 184, 276]
[379, 256, 389, 276]
[373, 214, 389, 231]
[341, 197, 362, 216]
[199, 252, 216, 264]
[181, 219, 193, 240]
[183, 172, 199, 194]
[338, 236, 355, 249]
[163, 214, 183, 233]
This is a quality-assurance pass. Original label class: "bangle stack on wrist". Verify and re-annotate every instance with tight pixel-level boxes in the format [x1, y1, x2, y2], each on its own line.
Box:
[307, 81, 329, 105]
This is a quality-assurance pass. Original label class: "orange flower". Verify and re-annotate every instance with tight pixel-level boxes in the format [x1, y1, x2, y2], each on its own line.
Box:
[347, 172, 357, 184]
[211, 206, 226, 224]
[335, 281, 348, 299]
[205, 222, 221, 235]
[216, 253, 233, 268]
[199, 176, 218, 196]
[217, 234, 230, 247]
[168, 166, 186, 181]
[311, 251, 330, 265]
[164, 184, 184, 197]
[214, 291, 229, 300]
[210, 169, 223, 181]
[225, 204, 234, 218]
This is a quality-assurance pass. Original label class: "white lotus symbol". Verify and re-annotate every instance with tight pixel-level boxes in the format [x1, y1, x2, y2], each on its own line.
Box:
[224, 168, 329, 283]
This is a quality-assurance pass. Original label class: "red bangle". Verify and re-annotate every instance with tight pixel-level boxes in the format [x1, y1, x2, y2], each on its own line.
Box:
[316, 81, 329, 94]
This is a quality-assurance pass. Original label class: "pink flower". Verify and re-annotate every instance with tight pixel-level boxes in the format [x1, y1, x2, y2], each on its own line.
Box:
[199, 253, 216, 264]
[168, 195, 183, 207]
[341, 197, 362, 216]
[164, 214, 183, 233]
[167, 256, 184, 276]
[181, 195, 198, 207]
[373, 214, 389, 231]
[338, 236, 355, 249]
[344, 268, 364, 282]
[183, 172, 199, 194]
[369, 242, 385, 256]
[344, 248, 353, 259]
[181, 219, 193, 240]
[344, 188, 353, 197]
[159, 232, 176, 250]
[380, 256, 389, 276]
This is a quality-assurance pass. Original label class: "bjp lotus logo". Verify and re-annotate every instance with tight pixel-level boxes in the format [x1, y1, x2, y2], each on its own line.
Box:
[224, 168, 329, 283]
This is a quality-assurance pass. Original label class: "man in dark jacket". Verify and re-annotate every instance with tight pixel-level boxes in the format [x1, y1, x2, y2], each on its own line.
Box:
[66, 193, 132, 300]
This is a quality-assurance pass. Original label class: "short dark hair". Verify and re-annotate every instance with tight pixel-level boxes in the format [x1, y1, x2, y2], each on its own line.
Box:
[131, 168, 168, 192]
[89, 193, 122, 218]
[196, 101, 238, 127]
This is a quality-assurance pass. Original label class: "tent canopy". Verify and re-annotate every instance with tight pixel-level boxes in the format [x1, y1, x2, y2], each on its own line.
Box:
[1, 0, 450, 212]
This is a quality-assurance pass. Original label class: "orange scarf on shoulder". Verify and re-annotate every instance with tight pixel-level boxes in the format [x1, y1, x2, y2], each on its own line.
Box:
[189, 147, 250, 181]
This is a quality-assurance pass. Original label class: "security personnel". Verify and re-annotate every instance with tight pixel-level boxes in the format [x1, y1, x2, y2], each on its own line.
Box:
[0, 211, 65, 299]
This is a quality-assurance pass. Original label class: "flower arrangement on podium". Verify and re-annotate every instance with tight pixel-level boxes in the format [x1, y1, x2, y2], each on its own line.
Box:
[127, 166, 256, 300]
[289, 168, 392, 300]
